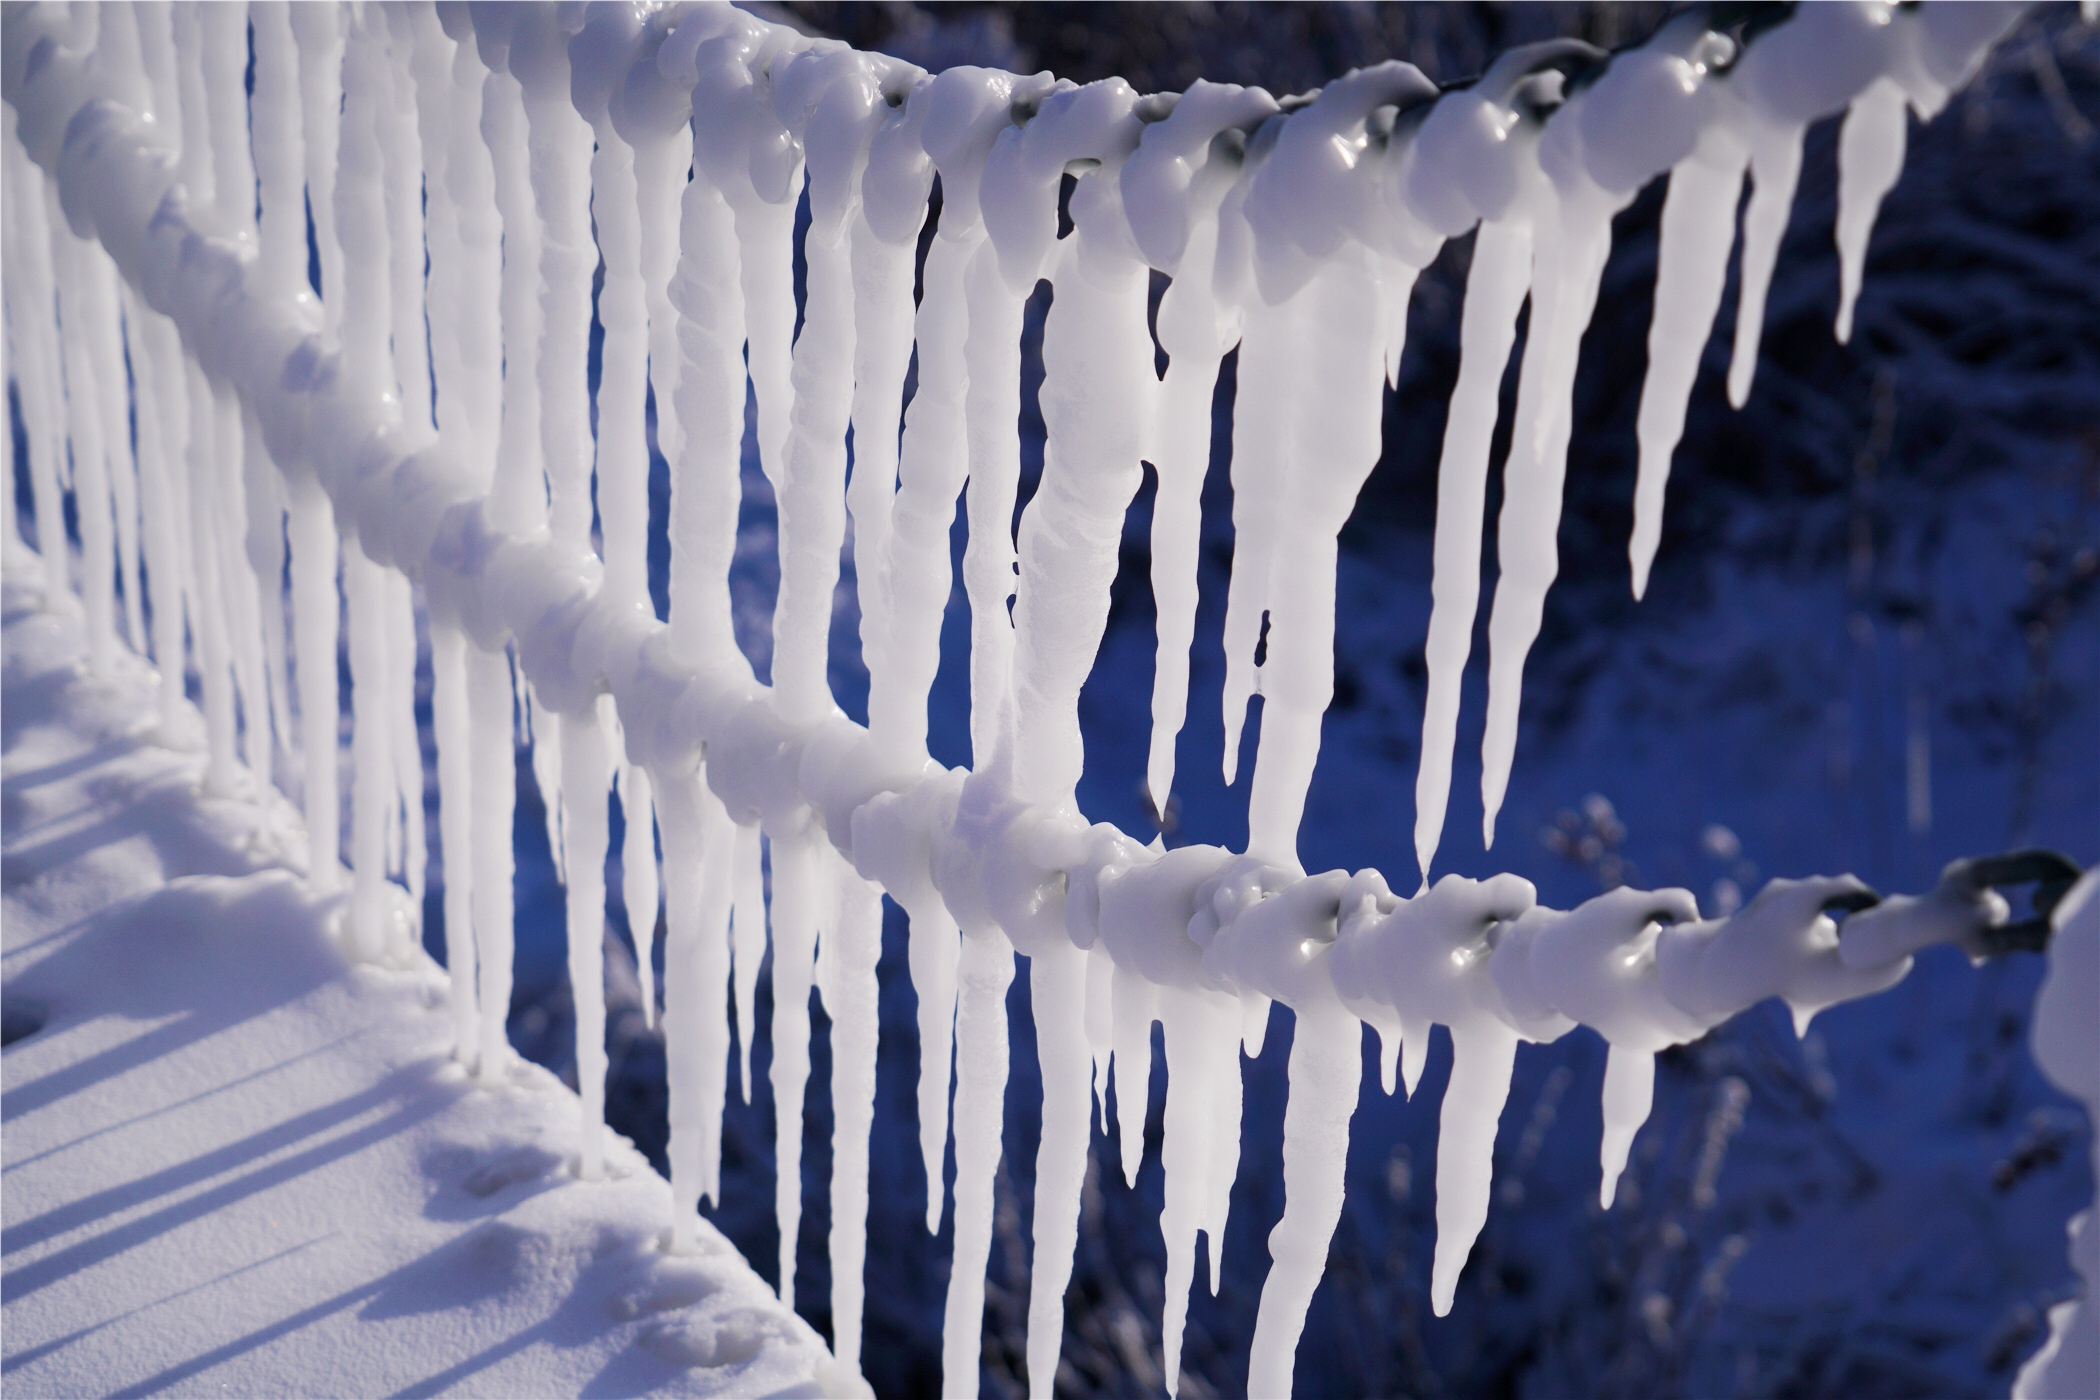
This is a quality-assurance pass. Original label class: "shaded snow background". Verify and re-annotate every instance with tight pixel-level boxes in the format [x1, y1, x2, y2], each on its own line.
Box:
[15, 4, 2092, 1397]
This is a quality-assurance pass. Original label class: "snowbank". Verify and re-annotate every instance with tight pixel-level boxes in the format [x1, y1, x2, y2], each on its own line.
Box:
[0, 558, 852, 1398]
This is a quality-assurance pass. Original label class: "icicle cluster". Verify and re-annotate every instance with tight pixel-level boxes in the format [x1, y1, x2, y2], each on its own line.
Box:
[0, 3, 2036, 1394]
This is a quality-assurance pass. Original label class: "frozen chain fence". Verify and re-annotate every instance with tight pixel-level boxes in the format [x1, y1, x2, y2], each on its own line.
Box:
[2, 2, 2086, 1394]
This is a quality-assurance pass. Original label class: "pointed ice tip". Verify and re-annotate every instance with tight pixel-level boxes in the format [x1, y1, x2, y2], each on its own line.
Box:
[1599, 1174, 1618, 1210]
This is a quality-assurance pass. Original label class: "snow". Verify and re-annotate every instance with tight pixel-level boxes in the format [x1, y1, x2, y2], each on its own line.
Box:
[1, 561, 850, 1397]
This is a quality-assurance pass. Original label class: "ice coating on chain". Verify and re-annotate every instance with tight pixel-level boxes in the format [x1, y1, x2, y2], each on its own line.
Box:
[0, 3, 2036, 1393]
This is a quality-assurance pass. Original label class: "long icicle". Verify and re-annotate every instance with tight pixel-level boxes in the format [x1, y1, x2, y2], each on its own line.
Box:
[1, 128, 70, 604]
[1244, 1005, 1361, 1397]
[1629, 133, 1749, 600]
[1411, 217, 1532, 883]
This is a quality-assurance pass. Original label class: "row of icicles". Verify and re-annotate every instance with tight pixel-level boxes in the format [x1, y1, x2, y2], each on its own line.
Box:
[0, 2, 2029, 1395]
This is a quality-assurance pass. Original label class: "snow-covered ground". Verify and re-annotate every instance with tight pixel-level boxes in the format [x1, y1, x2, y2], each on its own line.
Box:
[0, 556, 851, 1398]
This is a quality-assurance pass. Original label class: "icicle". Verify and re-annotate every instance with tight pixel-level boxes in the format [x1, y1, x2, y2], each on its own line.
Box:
[179, 360, 239, 794]
[1086, 943, 1115, 1131]
[81, 251, 142, 657]
[1217, 290, 1294, 788]
[1110, 963, 1158, 1186]
[732, 821, 767, 1099]
[829, 874, 884, 1377]
[941, 926, 1016, 1398]
[1597, 1042, 1653, 1210]
[667, 117, 750, 669]
[397, 5, 460, 437]
[1244, 1005, 1359, 1398]
[846, 81, 930, 752]
[1522, 886, 1706, 1210]
[438, 13, 499, 477]
[574, 16, 667, 1032]
[333, 9, 398, 960]
[868, 73, 1036, 1236]
[1430, 1022, 1520, 1313]
[481, 64, 545, 535]
[241, 408, 294, 785]
[1, 132, 69, 603]
[873, 219, 973, 759]
[49, 222, 117, 672]
[1411, 218, 1531, 880]
[622, 767, 661, 1025]
[563, 704, 614, 1179]
[406, 4, 484, 1047]
[199, 1, 254, 238]
[288, 3, 345, 319]
[1241, 255, 1389, 866]
[659, 771, 736, 1244]
[428, 622, 477, 1055]
[1833, 77, 1908, 346]
[1206, 994, 1254, 1291]
[959, 240, 1026, 772]
[2, 298, 12, 557]
[345, 540, 394, 963]
[516, 12, 599, 559]
[1022, 941, 1090, 1398]
[1477, 194, 1620, 851]
[1630, 134, 1749, 600]
[246, 4, 302, 301]
[689, 17, 805, 491]
[1157, 985, 1235, 1396]
[169, 0, 215, 215]
[1404, 42, 1602, 882]
[1726, 0, 1904, 406]
[770, 48, 889, 725]
[581, 17, 655, 618]
[1140, 238, 1228, 816]
[768, 831, 823, 1304]
[386, 570, 424, 932]
[468, 645, 518, 1079]
[1328, 871, 1541, 1316]
[1121, 80, 1280, 812]
[1726, 124, 1803, 410]
[121, 283, 193, 738]
[989, 85, 1152, 812]
[627, 23, 698, 540]
[207, 386, 271, 777]
[1235, 65, 1442, 867]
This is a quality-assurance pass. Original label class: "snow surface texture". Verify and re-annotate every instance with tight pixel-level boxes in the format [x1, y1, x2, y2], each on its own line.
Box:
[0, 3, 2084, 1397]
[0, 562, 851, 1396]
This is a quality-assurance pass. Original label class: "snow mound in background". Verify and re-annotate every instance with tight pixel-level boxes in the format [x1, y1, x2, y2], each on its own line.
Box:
[0, 559, 856, 1398]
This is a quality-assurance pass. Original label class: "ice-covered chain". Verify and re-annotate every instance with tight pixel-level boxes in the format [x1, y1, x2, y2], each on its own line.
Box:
[0, 2, 2029, 1393]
